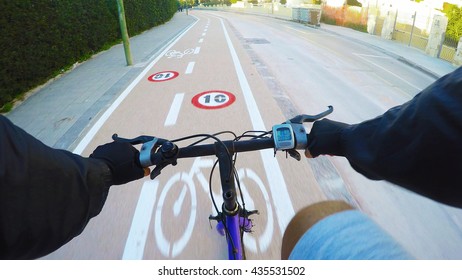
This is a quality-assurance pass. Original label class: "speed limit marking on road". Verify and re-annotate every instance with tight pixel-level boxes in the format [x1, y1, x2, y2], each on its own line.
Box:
[148, 71, 179, 82]
[191, 90, 236, 109]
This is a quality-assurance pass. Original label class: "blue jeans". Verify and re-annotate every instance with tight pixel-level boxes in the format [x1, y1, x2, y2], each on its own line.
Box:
[289, 209, 412, 260]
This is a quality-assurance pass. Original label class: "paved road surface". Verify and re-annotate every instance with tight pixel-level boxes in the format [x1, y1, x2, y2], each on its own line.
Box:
[39, 10, 462, 259]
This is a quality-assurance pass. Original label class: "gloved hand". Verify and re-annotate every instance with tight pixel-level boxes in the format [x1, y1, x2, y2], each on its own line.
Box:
[90, 142, 146, 185]
[306, 119, 350, 158]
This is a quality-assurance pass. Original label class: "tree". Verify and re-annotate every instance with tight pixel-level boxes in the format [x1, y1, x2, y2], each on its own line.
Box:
[442, 2, 462, 42]
[346, 0, 361, 7]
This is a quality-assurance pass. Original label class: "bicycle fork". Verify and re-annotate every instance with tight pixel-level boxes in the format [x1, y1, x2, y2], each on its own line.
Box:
[210, 209, 257, 260]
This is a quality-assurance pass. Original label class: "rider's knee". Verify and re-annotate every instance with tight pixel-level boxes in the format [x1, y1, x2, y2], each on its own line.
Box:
[281, 200, 413, 260]
[281, 200, 353, 259]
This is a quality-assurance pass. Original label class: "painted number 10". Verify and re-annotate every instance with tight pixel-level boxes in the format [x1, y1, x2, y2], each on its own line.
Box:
[192, 90, 236, 110]
[203, 94, 227, 104]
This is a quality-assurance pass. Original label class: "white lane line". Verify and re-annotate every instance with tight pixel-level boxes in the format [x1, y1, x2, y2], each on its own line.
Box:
[72, 18, 199, 155]
[202, 32, 206, 36]
[194, 47, 201, 54]
[199, 38, 204, 43]
[122, 179, 159, 260]
[121, 14, 201, 261]
[285, 26, 335, 36]
[185, 62, 195, 74]
[353, 53, 389, 59]
[164, 93, 185, 126]
[219, 17, 295, 234]
[354, 53, 423, 91]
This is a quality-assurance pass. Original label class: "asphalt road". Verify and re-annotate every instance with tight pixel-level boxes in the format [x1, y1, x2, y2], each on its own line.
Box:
[43, 10, 462, 259]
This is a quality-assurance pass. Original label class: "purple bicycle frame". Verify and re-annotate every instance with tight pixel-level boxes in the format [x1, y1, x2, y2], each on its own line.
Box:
[226, 214, 243, 260]
[216, 215, 254, 260]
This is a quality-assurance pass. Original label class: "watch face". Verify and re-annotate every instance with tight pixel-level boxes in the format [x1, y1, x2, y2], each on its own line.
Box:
[273, 124, 295, 150]
[277, 127, 292, 141]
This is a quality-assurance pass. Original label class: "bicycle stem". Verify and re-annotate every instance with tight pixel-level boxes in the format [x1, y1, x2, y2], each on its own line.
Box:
[214, 142, 245, 260]
[215, 142, 239, 214]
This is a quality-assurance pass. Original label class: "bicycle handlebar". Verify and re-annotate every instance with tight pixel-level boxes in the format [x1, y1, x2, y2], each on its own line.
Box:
[111, 106, 332, 259]
[113, 106, 333, 180]
[177, 137, 275, 158]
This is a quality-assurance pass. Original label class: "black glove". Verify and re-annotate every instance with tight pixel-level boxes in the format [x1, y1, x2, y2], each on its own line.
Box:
[90, 142, 145, 185]
[307, 119, 350, 157]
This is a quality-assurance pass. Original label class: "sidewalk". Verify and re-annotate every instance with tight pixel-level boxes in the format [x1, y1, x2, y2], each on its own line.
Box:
[6, 10, 458, 151]
[318, 24, 458, 79]
[6, 12, 196, 150]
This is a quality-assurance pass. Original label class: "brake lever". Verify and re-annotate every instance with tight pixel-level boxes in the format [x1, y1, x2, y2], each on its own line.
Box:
[112, 134, 157, 145]
[288, 106, 333, 124]
[150, 164, 165, 180]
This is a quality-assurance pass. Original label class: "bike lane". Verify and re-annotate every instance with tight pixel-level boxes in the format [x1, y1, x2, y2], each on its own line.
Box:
[45, 10, 325, 259]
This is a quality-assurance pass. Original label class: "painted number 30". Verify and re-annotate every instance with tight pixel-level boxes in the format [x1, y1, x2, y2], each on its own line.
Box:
[148, 71, 179, 82]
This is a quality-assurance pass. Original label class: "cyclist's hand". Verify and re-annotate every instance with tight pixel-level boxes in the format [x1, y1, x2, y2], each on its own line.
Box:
[306, 119, 349, 158]
[90, 142, 148, 185]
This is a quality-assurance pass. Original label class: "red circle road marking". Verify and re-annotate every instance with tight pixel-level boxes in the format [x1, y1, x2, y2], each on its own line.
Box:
[148, 71, 179, 82]
[191, 90, 236, 110]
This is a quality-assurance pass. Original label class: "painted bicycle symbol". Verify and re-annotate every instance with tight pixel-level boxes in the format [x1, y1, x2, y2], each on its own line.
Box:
[154, 157, 274, 258]
[165, 49, 194, 59]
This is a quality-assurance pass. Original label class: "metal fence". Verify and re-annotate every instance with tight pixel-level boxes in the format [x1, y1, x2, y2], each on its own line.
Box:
[439, 36, 459, 62]
[392, 10, 429, 51]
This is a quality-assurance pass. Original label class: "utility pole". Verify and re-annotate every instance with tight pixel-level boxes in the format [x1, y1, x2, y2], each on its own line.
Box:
[116, 0, 133, 66]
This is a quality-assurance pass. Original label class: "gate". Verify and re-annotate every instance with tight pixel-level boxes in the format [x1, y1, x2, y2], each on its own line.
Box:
[392, 10, 428, 51]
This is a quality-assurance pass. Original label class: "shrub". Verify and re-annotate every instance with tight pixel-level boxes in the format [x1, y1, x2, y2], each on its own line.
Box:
[320, 4, 367, 32]
[0, 0, 177, 111]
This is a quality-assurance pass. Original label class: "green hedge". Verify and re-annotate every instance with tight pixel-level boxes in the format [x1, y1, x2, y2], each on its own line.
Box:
[0, 0, 177, 111]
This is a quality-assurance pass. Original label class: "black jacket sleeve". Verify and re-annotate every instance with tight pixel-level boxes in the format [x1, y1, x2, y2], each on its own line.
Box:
[0, 115, 112, 259]
[307, 67, 462, 208]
